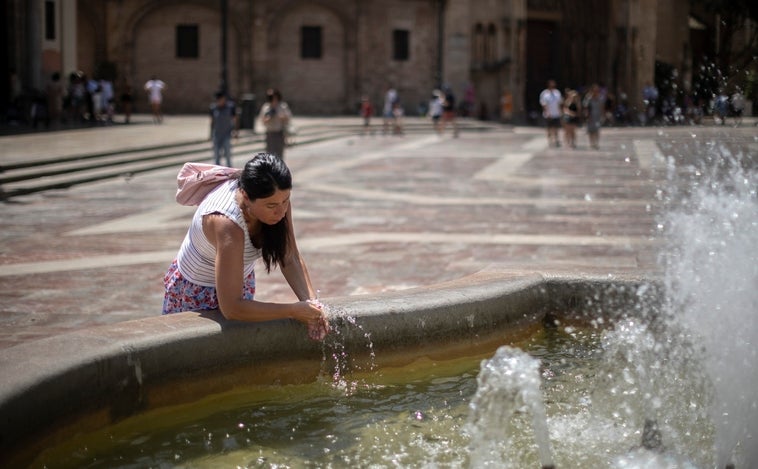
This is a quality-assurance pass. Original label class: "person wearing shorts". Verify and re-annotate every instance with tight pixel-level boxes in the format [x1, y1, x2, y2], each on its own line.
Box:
[162, 153, 329, 341]
[539, 79, 563, 147]
[144, 75, 166, 123]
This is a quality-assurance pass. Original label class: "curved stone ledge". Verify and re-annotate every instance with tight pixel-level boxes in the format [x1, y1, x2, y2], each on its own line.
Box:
[0, 270, 660, 466]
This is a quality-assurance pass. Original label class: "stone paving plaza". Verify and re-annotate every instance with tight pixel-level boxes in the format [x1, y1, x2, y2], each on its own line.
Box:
[1, 114, 756, 350]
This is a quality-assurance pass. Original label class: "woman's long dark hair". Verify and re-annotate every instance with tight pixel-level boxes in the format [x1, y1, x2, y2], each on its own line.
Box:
[238, 152, 292, 272]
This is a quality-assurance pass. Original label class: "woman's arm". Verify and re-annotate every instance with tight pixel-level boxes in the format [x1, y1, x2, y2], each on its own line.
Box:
[279, 205, 329, 340]
[203, 213, 323, 325]
[279, 204, 316, 301]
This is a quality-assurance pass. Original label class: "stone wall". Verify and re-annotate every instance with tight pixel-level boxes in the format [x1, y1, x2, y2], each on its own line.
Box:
[10, 0, 704, 120]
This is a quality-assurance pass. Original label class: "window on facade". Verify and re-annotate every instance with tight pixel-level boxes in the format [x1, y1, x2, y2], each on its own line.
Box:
[473, 23, 484, 62]
[301, 26, 322, 59]
[393, 29, 409, 61]
[44, 1, 56, 40]
[486, 23, 497, 62]
[176, 24, 199, 59]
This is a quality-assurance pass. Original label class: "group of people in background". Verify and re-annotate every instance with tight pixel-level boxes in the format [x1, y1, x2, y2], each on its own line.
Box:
[640, 81, 746, 127]
[539, 79, 607, 150]
[32, 71, 119, 128]
[9, 69, 751, 152]
[208, 86, 293, 167]
[6, 68, 294, 165]
[358, 83, 462, 137]
[7, 70, 160, 129]
[537, 78, 750, 151]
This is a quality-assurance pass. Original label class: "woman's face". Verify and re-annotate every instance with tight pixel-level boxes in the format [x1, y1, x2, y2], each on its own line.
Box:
[247, 188, 290, 225]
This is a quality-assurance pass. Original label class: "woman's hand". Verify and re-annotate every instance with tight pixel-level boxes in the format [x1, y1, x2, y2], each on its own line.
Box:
[294, 299, 330, 341]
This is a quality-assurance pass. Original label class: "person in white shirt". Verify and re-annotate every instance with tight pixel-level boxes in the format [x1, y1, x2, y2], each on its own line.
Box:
[163, 153, 329, 341]
[539, 79, 563, 147]
[144, 75, 166, 123]
[258, 88, 293, 159]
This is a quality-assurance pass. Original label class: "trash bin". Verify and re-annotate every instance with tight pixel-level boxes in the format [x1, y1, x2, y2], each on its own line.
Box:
[239, 93, 256, 131]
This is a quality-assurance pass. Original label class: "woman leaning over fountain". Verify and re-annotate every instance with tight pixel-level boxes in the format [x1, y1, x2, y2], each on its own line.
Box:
[162, 152, 329, 340]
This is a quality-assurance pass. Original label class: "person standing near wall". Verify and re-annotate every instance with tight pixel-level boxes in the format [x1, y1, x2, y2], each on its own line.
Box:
[382, 84, 398, 135]
[45, 72, 64, 128]
[539, 79, 562, 148]
[209, 91, 238, 167]
[584, 84, 603, 150]
[259, 88, 292, 159]
[120, 83, 133, 124]
[440, 85, 459, 137]
[428, 89, 444, 134]
[360, 95, 374, 135]
[144, 75, 166, 124]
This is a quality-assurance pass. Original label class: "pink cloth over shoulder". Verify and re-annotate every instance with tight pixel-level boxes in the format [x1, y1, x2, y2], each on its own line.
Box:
[175, 162, 241, 205]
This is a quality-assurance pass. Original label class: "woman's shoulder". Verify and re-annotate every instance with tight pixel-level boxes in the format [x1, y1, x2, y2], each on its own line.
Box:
[201, 211, 246, 250]
[199, 181, 242, 213]
[203, 210, 242, 230]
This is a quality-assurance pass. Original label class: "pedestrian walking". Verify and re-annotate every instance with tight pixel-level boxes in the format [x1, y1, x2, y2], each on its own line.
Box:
[144, 75, 166, 123]
[120, 83, 133, 124]
[539, 80, 563, 147]
[45, 72, 64, 127]
[440, 85, 459, 137]
[562, 89, 581, 149]
[259, 88, 292, 159]
[428, 90, 444, 134]
[360, 95, 374, 135]
[584, 84, 603, 150]
[382, 84, 398, 135]
[209, 91, 238, 167]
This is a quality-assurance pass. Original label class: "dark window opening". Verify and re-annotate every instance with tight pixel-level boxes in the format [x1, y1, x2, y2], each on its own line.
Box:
[393, 29, 410, 61]
[176, 24, 199, 59]
[301, 26, 322, 59]
[44, 1, 56, 40]
[486, 23, 497, 62]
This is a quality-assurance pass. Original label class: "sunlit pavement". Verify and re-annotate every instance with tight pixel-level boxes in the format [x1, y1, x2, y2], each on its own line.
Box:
[1, 114, 756, 349]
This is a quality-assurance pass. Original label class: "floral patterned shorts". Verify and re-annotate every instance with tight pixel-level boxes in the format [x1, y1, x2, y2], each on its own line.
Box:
[162, 259, 255, 314]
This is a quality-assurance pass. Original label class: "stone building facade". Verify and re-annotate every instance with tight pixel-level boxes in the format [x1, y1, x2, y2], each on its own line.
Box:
[3, 0, 727, 122]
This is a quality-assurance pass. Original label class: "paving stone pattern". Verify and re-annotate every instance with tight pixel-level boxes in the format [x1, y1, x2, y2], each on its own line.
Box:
[1, 115, 756, 350]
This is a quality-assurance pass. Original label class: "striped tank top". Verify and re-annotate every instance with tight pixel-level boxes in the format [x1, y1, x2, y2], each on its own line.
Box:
[176, 179, 261, 287]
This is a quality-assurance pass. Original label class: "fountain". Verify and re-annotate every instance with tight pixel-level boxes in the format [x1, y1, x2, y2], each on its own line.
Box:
[0, 271, 659, 467]
[0, 135, 754, 467]
[656, 144, 758, 467]
[460, 142, 756, 468]
[467, 346, 555, 468]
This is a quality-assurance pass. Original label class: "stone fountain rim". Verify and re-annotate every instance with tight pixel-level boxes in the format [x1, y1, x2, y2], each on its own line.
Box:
[0, 269, 659, 465]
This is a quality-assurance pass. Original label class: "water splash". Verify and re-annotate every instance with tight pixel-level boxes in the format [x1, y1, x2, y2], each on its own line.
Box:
[596, 318, 712, 465]
[317, 301, 377, 395]
[467, 346, 554, 468]
[658, 143, 758, 468]
[463, 140, 755, 467]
